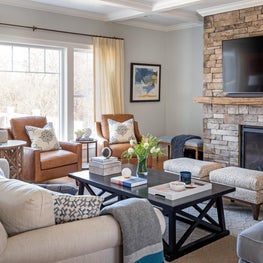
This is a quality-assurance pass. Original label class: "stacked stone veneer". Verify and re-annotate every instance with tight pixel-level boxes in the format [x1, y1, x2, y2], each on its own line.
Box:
[203, 6, 263, 166]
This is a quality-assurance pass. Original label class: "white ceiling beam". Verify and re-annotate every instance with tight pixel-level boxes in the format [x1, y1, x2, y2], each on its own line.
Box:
[164, 10, 203, 23]
[100, 0, 152, 12]
[0, 0, 107, 20]
[198, 0, 263, 17]
[106, 10, 145, 21]
[153, 0, 201, 12]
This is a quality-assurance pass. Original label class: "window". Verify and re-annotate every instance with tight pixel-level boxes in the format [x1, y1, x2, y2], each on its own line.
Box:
[0, 42, 94, 140]
[73, 48, 94, 136]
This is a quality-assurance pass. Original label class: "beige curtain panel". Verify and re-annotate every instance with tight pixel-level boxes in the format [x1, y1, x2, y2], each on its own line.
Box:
[93, 37, 124, 121]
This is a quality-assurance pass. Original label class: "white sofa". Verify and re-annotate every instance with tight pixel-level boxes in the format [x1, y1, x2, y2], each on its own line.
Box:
[0, 158, 165, 263]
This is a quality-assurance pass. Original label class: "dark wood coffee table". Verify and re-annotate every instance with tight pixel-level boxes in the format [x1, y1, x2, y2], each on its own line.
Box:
[69, 164, 235, 261]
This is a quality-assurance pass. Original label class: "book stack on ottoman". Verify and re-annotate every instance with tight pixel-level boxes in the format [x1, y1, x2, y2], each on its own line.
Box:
[89, 156, 121, 176]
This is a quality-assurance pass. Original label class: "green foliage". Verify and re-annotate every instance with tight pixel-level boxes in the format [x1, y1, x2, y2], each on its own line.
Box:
[121, 134, 163, 160]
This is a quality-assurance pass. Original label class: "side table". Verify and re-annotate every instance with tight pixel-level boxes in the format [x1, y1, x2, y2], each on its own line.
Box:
[75, 139, 97, 169]
[0, 140, 26, 179]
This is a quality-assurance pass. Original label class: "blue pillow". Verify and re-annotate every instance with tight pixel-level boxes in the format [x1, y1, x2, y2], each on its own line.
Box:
[38, 183, 78, 195]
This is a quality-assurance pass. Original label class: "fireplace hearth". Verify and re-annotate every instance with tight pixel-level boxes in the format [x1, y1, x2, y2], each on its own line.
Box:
[241, 125, 263, 171]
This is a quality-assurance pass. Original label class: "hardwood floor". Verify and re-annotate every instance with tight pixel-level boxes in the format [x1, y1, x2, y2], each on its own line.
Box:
[150, 156, 168, 171]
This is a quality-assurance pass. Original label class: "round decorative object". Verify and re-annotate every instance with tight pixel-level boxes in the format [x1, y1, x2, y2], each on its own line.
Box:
[169, 181, 185, 192]
[101, 147, 112, 158]
[122, 167, 132, 178]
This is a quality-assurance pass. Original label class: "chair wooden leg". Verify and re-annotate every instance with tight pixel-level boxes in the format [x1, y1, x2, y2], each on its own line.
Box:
[251, 204, 260, 220]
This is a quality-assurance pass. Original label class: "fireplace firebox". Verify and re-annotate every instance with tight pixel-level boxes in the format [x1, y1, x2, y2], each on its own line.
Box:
[241, 125, 263, 170]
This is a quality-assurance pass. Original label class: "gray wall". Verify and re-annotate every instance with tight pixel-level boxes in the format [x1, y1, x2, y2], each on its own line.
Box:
[165, 27, 203, 137]
[0, 4, 203, 138]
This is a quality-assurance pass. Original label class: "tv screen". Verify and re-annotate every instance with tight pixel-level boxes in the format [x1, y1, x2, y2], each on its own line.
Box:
[222, 35, 263, 97]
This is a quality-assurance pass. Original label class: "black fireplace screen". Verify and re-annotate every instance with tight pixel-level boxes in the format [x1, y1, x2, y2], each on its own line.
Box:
[241, 125, 263, 170]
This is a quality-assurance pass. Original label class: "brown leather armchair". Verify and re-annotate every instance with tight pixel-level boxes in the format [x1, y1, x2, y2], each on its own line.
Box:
[95, 114, 142, 159]
[8, 116, 82, 183]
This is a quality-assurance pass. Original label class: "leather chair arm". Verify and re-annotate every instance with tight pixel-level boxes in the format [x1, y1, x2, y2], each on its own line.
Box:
[59, 142, 82, 171]
[134, 121, 142, 142]
[95, 122, 109, 155]
[59, 141, 81, 154]
[22, 147, 41, 182]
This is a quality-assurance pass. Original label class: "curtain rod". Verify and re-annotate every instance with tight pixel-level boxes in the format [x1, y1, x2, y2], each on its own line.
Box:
[0, 22, 124, 40]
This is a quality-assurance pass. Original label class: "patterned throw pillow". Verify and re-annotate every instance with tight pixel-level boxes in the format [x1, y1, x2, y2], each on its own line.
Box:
[25, 123, 61, 152]
[108, 118, 137, 144]
[52, 194, 104, 224]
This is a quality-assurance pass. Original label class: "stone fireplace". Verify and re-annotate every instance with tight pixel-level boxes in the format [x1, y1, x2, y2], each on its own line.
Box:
[241, 125, 263, 170]
[195, 5, 263, 167]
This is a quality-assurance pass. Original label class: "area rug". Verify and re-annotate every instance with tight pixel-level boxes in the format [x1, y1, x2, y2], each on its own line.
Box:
[164, 199, 263, 263]
[166, 235, 237, 263]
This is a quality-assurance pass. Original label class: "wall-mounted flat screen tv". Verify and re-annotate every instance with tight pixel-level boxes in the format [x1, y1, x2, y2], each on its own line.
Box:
[222, 35, 263, 97]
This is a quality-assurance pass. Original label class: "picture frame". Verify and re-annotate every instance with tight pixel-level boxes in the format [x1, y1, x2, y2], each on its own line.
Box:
[130, 63, 161, 102]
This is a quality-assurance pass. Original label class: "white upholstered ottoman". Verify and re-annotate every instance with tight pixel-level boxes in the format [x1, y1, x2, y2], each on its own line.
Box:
[163, 157, 223, 181]
[210, 166, 263, 220]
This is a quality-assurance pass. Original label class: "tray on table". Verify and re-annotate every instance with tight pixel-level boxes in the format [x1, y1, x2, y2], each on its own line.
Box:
[148, 179, 212, 200]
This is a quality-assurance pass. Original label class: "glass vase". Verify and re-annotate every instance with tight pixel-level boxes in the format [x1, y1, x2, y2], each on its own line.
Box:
[136, 155, 148, 176]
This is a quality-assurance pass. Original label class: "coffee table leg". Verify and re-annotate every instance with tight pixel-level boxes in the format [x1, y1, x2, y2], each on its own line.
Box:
[163, 211, 177, 261]
[78, 182, 85, 195]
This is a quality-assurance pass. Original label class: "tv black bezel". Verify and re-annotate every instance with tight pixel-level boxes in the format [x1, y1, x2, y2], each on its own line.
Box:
[222, 35, 263, 98]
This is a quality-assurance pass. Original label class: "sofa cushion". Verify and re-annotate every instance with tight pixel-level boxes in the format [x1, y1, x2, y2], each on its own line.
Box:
[25, 123, 61, 152]
[52, 194, 103, 224]
[0, 222, 7, 255]
[0, 176, 55, 236]
[108, 118, 136, 144]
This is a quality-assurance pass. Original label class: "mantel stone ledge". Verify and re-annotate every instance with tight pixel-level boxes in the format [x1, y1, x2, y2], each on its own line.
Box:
[193, 97, 263, 105]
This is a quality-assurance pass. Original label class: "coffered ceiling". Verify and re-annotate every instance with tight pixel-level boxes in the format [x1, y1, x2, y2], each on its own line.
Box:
[1, 0, 262, 31]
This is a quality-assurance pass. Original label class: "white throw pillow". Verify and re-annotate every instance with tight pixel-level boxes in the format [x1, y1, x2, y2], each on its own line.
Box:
[108, 118, 137, 144]
[52, 194, 104, 224]
[25, 123, 61, 151]
[0, 176, 55, 236]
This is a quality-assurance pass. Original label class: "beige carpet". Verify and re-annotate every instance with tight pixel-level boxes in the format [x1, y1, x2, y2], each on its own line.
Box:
[166, 235, 238, 263]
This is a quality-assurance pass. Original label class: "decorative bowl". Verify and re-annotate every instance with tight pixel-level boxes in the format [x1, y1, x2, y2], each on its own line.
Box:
[169, 181, 185, 191]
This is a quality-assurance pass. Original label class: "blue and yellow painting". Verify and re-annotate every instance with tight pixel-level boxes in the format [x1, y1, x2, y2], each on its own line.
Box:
[133, 65, 160, 100]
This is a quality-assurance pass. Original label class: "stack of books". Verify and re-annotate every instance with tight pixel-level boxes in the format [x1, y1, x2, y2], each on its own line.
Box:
[89, 156, 121, 176]
[110, 175, 147, 188]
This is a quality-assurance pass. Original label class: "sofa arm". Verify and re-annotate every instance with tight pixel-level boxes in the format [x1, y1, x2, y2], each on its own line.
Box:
[0, 159, 10, 178]
[0, 222, 7, 256]
[0, 215, 122, 263]
[153, 207, 166, 235]
[22, 147, 41, 182]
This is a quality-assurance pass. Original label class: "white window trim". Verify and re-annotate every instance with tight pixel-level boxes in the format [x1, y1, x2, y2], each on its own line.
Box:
[0, 33, 92, 141]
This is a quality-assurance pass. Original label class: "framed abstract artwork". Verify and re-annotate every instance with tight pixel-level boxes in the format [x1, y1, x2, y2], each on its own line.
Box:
[130, 63, 161, 102]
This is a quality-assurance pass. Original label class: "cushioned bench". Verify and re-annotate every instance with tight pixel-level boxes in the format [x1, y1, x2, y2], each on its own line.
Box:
[210, 166, 263, 220]
[158, 136, 203, 159]
[163, 157, 223, 181]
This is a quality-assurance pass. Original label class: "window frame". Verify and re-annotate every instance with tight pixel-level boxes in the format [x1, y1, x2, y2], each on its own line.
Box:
[0, 34, 93, 141]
